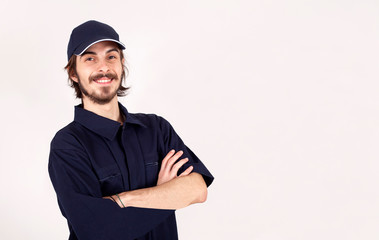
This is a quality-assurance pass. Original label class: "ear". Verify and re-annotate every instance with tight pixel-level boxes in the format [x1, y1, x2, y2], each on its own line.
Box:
[122, 57, 125, 65]
[69, 68, 79, 83]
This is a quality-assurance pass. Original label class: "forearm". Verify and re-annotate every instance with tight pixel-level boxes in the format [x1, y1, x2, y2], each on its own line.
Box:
[116, 173, 207, 210]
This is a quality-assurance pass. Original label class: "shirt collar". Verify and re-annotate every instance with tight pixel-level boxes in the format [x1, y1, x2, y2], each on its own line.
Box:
[74, 102, 146, 140]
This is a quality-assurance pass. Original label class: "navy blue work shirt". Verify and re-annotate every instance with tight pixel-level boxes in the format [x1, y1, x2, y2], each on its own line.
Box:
[48, 103, 214, 240]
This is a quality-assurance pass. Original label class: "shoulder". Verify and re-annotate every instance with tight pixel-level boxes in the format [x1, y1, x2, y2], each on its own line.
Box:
[50, 121, 85, 151]
[128, 112, 172, 129]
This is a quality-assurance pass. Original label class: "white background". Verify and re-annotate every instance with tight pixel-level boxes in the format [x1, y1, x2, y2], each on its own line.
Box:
[0, 0, 378, 239]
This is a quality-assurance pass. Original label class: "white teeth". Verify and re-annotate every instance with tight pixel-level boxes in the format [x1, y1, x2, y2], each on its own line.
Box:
[96, 79, 111, 83]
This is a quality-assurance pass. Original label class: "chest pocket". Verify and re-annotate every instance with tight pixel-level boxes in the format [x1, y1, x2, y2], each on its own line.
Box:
[97, 164, 124, 196]
[144, 153, 160, 187]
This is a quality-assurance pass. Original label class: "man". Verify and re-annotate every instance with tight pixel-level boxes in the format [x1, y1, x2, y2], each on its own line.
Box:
[48, 20, 214, 240]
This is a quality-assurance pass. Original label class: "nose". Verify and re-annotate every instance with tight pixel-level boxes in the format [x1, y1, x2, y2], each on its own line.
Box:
[97, 58, 110, 73]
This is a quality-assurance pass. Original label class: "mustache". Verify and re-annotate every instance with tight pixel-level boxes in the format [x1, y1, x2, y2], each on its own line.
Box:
[90, 72, 118, 81]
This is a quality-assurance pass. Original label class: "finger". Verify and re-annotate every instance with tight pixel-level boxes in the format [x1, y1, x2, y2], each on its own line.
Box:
[179, 166, 194, 177]
[161, 149, 176, 170]
[167, 150, 184, 170]
[171, 158, 189, 174]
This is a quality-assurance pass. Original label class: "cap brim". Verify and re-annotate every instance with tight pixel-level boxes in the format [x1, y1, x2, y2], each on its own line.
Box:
[76, 38, 126, 56]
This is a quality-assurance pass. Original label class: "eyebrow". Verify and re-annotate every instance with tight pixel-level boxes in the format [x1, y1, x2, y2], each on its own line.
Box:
[106, 48, 120, 54]
[80, 51, 96, 58]
[80, 48, 120, 58]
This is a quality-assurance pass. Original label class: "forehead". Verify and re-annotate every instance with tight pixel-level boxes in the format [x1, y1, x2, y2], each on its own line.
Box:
[84, 41, 120, 54]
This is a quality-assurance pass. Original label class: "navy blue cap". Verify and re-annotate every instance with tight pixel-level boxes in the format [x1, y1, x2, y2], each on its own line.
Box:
[67, 20, 125, 60]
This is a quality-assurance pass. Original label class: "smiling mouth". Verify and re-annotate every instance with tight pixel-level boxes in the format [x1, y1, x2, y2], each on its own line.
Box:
[94, 78, 113, 84]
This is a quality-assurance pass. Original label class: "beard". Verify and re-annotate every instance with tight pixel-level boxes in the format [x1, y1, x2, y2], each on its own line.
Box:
[78, 72, 121, 105]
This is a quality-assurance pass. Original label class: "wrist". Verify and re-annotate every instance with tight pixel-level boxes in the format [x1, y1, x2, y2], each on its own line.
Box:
[122, 188, 152, 208]
[112, 193, 127, 208]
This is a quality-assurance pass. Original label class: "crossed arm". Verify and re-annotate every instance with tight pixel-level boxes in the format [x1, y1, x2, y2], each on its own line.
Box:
[104, 150, 208, 210]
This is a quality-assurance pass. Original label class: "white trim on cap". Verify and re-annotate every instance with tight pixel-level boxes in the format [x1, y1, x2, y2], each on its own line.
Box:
[76, 38, 126, 56]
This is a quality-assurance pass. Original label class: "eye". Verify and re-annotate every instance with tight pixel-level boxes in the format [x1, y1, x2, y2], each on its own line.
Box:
[108, 55, 117, 60]
[85, 57, 94, 62]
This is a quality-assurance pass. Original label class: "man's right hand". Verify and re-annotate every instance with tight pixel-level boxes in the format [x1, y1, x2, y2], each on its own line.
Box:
[157, 150, 193, 186]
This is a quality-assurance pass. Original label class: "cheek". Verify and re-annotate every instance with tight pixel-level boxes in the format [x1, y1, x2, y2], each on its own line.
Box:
[76, 62, 96, 79]
[76, 69, 92, 81]
[115, 64, 124, 77]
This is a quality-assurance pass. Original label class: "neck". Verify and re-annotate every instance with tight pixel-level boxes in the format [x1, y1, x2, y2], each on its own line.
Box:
[81, 96, 123, 123]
